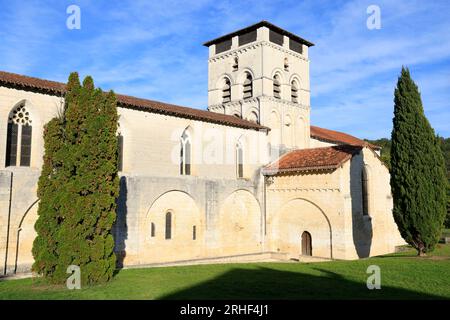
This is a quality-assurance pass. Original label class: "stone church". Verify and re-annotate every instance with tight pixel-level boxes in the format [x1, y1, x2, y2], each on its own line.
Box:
[0, 21, 404, 275]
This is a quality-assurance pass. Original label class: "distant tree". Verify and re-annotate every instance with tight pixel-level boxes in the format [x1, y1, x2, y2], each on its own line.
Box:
[390, 67, 447, 256]
[365, 138, 391, 169]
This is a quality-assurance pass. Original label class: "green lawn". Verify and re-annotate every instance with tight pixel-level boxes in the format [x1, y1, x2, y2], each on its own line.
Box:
[1, 244, 449, 300]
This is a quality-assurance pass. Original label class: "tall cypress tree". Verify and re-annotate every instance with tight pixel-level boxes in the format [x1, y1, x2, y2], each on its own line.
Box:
[391, 67, 447, 256]
[33, 72, 119, 284]
[55, 76, 119, 285]
[32, 118, 64, 277]
[32, 72, 80, 280]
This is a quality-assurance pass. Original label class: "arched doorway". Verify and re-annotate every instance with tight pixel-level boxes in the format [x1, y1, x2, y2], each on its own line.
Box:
[301, 231, 312, 256]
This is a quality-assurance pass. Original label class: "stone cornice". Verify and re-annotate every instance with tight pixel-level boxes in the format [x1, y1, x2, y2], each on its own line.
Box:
[209, 96, 310, 112]
[267, 187, 340, 193]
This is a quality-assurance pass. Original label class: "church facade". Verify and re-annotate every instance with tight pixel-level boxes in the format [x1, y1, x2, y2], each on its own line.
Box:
[0, 21, 404, 275]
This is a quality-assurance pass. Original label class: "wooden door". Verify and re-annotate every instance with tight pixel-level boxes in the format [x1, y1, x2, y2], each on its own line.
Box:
[301, 231, 312, 256]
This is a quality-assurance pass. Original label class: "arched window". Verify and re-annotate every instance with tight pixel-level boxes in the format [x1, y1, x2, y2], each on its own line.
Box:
[151, 222, 155, 237]
[5, 103, 32, 167]
[247, 111, 259, 124]
[180, 129, 191, 175]
[291, 80, 299, 104]
[362, 167, 369, 216]
[165, 212, 172, 239]
[236, 141, 244, 178]
[222, 78, 231, 103]
[273, 74, 281, 99]
[243, 73, 253, 99]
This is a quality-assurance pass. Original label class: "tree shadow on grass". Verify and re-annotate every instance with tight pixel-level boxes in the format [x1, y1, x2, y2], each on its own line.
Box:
[159, 266, 446, 300]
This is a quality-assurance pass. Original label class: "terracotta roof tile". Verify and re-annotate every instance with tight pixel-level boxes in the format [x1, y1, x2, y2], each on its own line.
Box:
[0, 70, 268, 131]
[263, 145, 362, 175]
[310, 125, 380, 150]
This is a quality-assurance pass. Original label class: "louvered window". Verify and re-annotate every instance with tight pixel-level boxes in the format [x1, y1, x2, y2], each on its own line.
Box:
[239, 30, 257, 46]
[222, 78, 231, 103]
[216, 38, 232, 54]
[243, 73, 253, 99]
[269, 30, 284, 46]
[291, 81, 299, 104]
[273, 75, 281, 99]
[289, 38, 303, 54]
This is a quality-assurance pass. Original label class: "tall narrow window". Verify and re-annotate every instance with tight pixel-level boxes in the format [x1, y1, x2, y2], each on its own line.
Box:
[151, 222, 155, 237]
[5, 103, 32, 167]
[291, 80, 299, 104]
[180, 129, 191, 175]
[243, 73, 253, 99]
[236, 141, 243, 178]
[5, 123, 18, 167]
[222, 78, 231, 103]
[362, 167, 369, 216]
[273, 75, 281, 99]
[192, 225, 196, 240]
[117, 134, 123, 172]
[165, 212, 172, 239]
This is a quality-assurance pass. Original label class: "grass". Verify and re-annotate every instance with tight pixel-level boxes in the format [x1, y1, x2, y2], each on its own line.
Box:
[1, 244, 449, 300]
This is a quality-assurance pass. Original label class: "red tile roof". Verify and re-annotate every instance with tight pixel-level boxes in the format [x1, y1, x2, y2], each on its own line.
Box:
[0, 70, 268, 131]
[262, 145, 362, 175]
[310, 125, 380, 150]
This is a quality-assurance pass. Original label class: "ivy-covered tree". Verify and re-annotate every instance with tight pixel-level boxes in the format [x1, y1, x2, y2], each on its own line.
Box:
[390, 67, 447, 256]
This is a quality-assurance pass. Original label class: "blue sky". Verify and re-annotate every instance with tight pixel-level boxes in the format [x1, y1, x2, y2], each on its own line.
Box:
[0, 0, 449, 139]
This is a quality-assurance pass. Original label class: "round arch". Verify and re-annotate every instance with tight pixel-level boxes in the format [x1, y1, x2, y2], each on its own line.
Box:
[217, 189, 262, 255]
[237, 68, 255, 84]
[216, 73, 234, 87]
[244, 107, 259, 124]
[271, 68, 285, 82]
[289, 74, 302, 89]
[14, 198, 39, 273]
[141, 190, 204, 263]
[271, 197, 333, 259]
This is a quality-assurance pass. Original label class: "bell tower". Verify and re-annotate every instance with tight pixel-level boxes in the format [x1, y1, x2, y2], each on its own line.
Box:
[204, 21, 314, 151]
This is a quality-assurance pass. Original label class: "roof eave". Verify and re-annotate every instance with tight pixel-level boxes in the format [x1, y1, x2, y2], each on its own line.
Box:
[203, 20, 314, 47]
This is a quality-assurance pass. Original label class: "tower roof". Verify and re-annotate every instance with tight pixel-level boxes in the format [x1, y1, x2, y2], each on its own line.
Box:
[203, 20, 314, 47]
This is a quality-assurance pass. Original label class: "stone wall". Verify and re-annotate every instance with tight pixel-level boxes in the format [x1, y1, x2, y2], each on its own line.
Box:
[115, 174, 265, 267]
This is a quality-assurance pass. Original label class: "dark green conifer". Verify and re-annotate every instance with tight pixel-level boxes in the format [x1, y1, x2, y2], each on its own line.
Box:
[391, 67, 447, 255]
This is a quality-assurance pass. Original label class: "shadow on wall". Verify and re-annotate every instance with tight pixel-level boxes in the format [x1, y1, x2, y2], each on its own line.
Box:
[114, 176, 128, 270]
[350, 152, 373, 258]
[159, 266, 445, 300]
